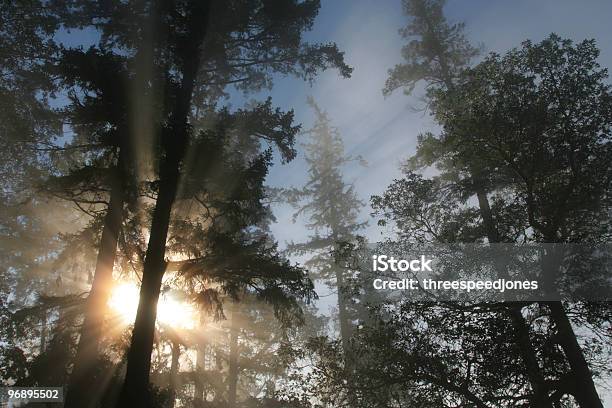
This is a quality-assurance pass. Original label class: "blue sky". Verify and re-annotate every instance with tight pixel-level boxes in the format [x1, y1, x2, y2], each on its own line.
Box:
[257, 0, 612, 246]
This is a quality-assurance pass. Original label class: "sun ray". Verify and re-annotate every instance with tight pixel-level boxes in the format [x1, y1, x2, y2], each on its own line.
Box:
[108, 281, 198, 330]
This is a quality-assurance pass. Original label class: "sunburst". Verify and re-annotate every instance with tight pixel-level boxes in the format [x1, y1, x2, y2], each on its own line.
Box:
[108, 281, 198, 330]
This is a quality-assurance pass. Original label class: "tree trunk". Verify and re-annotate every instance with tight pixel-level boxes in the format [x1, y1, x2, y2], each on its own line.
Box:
[540, 247, 603, 407]
[117, 158, 180, 407]
[506, 306, 553, 407]
[335, 266, 352, 354]
[194, 312, 207, 402]
[548, 301, 603, 407]
[477, 183, 602, 406]
[227, 302, 239, 408]
[116, 2, 210, 406]
[40, 309, 47, 353]
[169, 338, 181, 408]
[66, 164, 124, 408]
[474, 186, 498, 244]
[475, 185, 554, 408]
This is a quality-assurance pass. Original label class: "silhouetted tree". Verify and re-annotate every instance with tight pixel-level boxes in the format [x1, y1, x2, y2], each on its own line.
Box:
[49, 47, 139, 408]
[105, 1, 352, 406]
[0, 0, 78, 389]
[416, 34, 612, 407]
[383, 1, 557, 406]
[376, 13, 611, 404]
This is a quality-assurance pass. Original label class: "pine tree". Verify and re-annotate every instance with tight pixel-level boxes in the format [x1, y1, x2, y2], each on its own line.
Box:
[380, 5, 611, 403]
[104, 2, 353, 405]
[2, 1, 352, 405]
[0, 0, 74, 388]
[286, 97, 366, 352]
[420, 35, 612, 407]
[383, 2, 557, 406]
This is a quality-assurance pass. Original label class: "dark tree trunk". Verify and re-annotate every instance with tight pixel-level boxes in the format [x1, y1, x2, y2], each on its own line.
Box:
[547, 301, 603, 408]
[335, 266, 352, 353]
[540, 246, 603, 407]
[475, 185, 554, 408]
[194, 359, 204, 401]
[194, 312, 207, 402]
[169, 338, 181, 408]
[227, 303, 239, 408]
[474, 186, 498, 244]
[117, 158, 180, 407]
[66, 164, 124, 408]
[116, 3, 210, 406]
[506, 306, 553, 408]
[213, 342, 224, 403]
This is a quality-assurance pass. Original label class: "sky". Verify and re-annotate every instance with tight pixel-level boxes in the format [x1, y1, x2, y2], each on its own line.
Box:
[247, 2, 612, 400]
[252, 0, 612, 247]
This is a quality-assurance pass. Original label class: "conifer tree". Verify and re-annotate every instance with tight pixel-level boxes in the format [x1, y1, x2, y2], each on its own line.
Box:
[286, 97, 365, 352]
[0, 0, 73, 387]
[2, 1, 351, 405]
[383, 1, 557, 406]
[418, 35, 612, 407]
[380, 3, 609, 405]
[53, 48, 138, 408]
[97, 2, 353, 405]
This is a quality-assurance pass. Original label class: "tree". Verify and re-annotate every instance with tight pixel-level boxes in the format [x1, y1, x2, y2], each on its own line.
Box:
[2, 3, 141, 405]
[420, 34, 612, 407]
[53, 47, 138, 408]
[285, 97, 366, 352]
[0, 0, 77, 389]
[374, 24, 612, 406]
[368, 173, 572, 407]
[106, 1, 352, 405]
[383, 0, 480, 98]
[383, 1, 558, 406]
[2, 1, 350, 405]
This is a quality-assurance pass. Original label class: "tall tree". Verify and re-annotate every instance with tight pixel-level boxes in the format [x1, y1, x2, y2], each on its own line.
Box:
[286, 97, 366, 352]
[367, 172, 570, 407]
[420, 35, 612, 407]
[2, 4, 144, 405]
[54, 48, 137, 408]
[0, 0, 76, 388]
[377, 26, 611, 406]
[383, 1, 556, 406]
[110, 2, 352, 405]
[383, 0, 479, 98]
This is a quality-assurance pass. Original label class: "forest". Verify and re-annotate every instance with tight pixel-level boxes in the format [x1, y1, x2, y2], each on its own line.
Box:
[1, 0, 611, 407]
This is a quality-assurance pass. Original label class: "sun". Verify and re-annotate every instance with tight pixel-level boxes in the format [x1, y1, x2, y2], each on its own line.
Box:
[157, 292, 198, 330]
[108, 281, 198, 330]
[108, 282, 139, 325]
